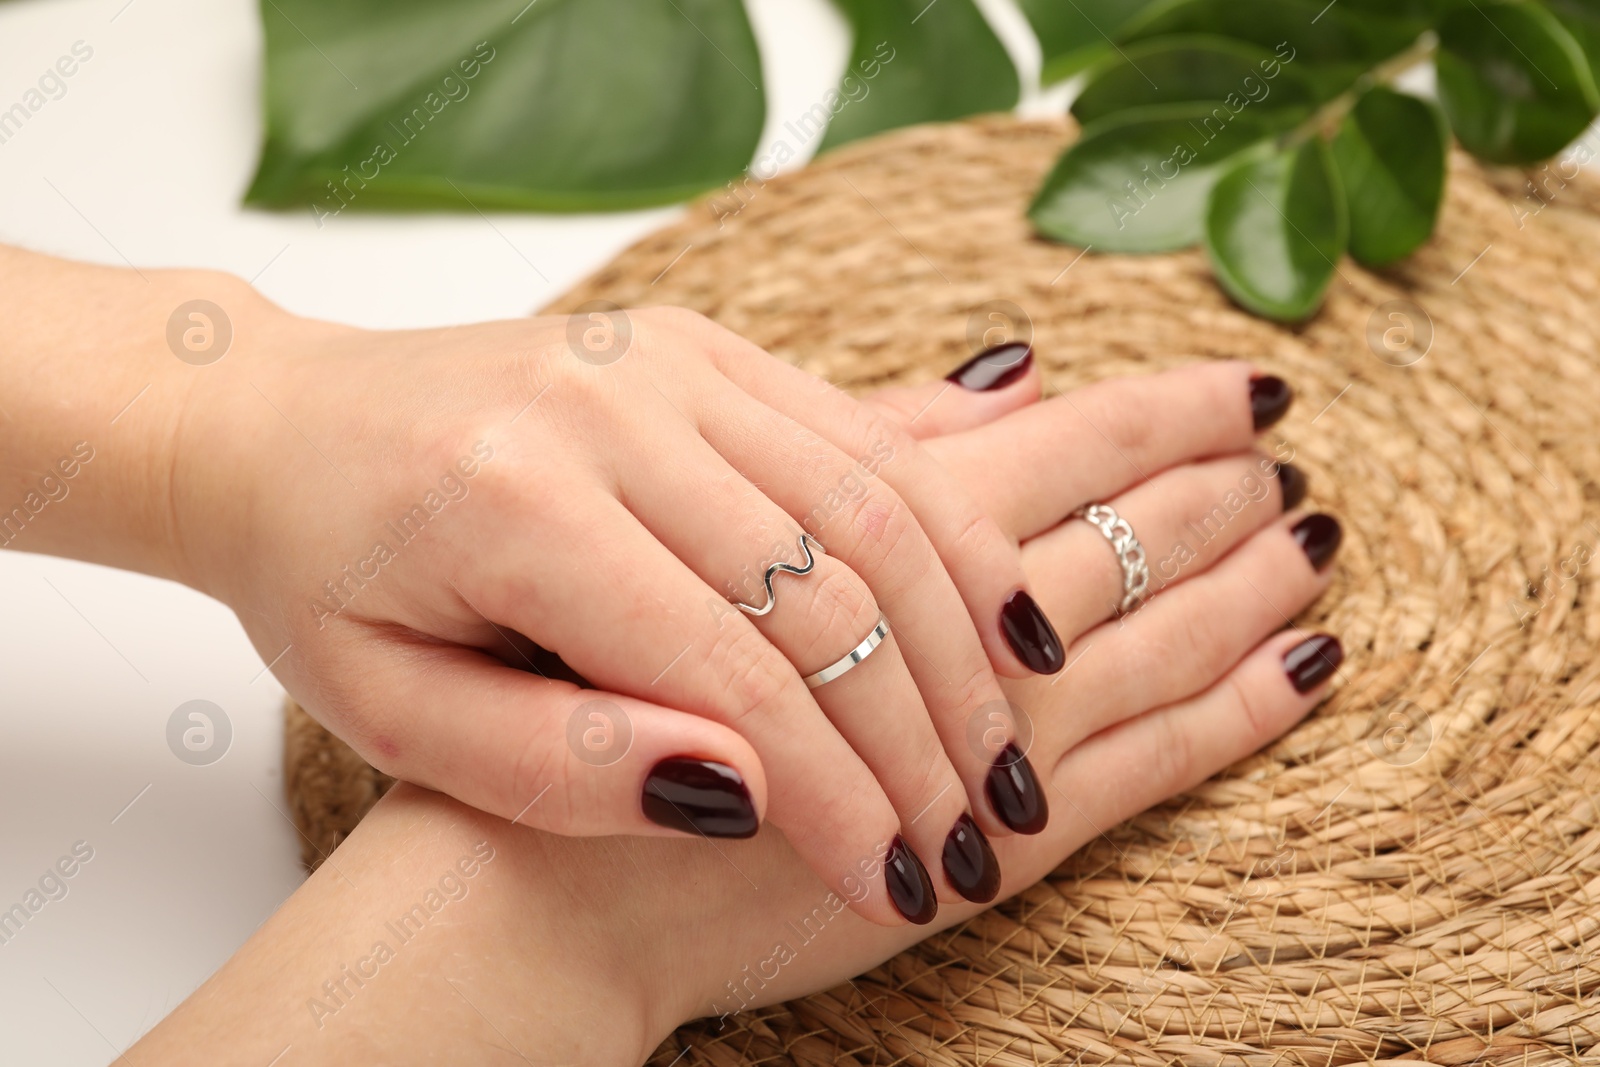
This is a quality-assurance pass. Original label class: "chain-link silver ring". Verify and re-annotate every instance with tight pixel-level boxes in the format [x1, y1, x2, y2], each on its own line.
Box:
[1072, 503, 1150, 616]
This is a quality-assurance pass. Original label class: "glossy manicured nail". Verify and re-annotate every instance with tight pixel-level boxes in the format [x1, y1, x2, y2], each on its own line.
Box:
[942, 813, 1000, 903]
[1284, 634, 1343, 693]
[1000, 589, 1065, 674]
[1291, 513, 1342, 571]
[885, 835, 938, 924]
[947, 342, 1032, 391]
[1278, 462, 1308, 511]
[1251, 375, 1292, 430]
[985, 743, 1049, 835]
[641, 758, 759, 839]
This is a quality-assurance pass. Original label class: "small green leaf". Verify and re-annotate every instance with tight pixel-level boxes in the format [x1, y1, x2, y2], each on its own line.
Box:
[1437, 0, 1599, 165]
[247, 0, 765, 213]
[1030, 102, 1276, 253]
[1120, 0, 1423, 66]
[1204, 138, 1347, 321]
[1331, 88, 1448, 266]
[1017, 0, 1165, 84]
[1070, 35, 1316, 127]
[819, 0, 1019, 152]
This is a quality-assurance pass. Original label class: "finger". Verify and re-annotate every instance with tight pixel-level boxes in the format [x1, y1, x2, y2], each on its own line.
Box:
[1021, 510, 1341, 754]
[333, 638, 769, 840]
[922, 362, 1292, 541]
[862, 342, 1041, 439]
[1039, 628, 1342, 852]
[695, 386, 1049, 842]
[1021, 451, 1304, 641]
[696, 324, 1063, 681]
[619, 434, 985, 906]
[466, 490, 922, 927]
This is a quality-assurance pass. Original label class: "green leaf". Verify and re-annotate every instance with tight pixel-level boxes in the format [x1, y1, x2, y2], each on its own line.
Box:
[818, 0, 1019, 152]
[1546, 0, 1600, 89]
[1120, 0, 1423, 66]
[1204, 138, 1347, 321]
[1436, 0, 1599, 165]
[1017, 0, 1165, 84]
[1070, 35, 1317, 127]
[1030, 102, 1277, 253]
[1331, 88, 1448, 266]
[246, 0, 765, 213]
[1323, 0, 1448, 22]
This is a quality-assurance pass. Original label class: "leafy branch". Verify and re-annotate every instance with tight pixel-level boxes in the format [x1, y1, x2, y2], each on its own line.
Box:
[1027, 0, 1600, 319]
[247, 0, 1600, 321]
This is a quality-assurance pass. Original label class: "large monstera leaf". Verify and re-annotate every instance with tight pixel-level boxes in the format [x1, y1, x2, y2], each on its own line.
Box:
[247, 0, 1019, 215]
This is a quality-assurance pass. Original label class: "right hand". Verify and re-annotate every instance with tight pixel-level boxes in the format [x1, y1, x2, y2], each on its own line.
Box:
[169, 288, 1060, 928]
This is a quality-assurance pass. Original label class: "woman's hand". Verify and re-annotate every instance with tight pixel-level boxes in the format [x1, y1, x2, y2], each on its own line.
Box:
[166, 285, 1071, 926]
[129, 360, 1341, 1067]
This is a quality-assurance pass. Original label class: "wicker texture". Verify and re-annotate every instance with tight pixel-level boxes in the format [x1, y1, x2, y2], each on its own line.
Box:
[284, 116, 1600, 1065]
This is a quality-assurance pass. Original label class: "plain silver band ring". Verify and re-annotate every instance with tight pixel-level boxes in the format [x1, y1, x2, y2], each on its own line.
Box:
[734, 533, 825, 617]
[1072, 503, 1151, 616]
[802, 614, 890, 688]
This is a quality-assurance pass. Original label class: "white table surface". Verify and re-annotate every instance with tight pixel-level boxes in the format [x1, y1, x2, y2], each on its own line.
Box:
[0, 0, 1061, 1061]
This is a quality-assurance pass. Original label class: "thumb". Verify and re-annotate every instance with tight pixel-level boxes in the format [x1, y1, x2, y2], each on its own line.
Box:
[862, 342, 1040, 439]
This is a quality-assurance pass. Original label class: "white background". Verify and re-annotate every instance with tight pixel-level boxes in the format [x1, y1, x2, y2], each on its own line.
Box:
[0, 0, 1063, 1062]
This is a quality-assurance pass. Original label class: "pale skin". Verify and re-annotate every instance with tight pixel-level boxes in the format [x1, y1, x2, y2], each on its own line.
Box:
[0, 246, 1335, 930]
[2, 248, 1343, 1065]
[3, 246, 1068, 926]
[121, 354, 1340, 1066]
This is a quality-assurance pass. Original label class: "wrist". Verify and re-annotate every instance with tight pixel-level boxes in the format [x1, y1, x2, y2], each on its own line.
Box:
[0, 247, 291, 586]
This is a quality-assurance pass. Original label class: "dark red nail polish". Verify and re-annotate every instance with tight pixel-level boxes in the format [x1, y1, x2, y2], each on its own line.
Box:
[1284, 634, 1343, 693]
[947, 342, 1032, 391]
[985, 742, 1048, 834]
[1278, 462, 1308, 511]
[942, 813, 999, 903]
[1251, 375, 1292, 430]
[1000, 590, 1065, 674]
[642, 758, 759, 839]
[1291, 513, 1342, 571]
[885, 835, 938, 924]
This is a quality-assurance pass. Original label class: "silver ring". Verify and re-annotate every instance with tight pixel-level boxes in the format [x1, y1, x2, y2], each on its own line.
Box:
[802, 614, 890, 688]
[733, 533, 825, 617]
[1072, 503, 1150, 615]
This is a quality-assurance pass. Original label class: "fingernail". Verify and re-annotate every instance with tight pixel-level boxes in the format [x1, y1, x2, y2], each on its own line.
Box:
[947, 342, 1032, 391]
[1291, 513, 1342, 571]
[985, 742, 1049, 834]
[1278, 462, 1308, 511]
[641, 758, 759, 839]
[1284, 634, 1343, 693]
[1251, 375, 1292, 430]
[1000, 589, 1065, 674]
[885, 835, 938, 924]
[942, 813, 1000, 903]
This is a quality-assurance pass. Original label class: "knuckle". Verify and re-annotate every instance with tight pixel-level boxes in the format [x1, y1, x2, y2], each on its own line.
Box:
[1148, 708, 1197, 790]
[508, 726, 577, 831]
[947, 508, 1014, 574]
[1223, 672, 1274, 746]
[1089, 389, 1156, 457]
[943, 659, 1000, 724]
[1170, 602, 1228, 682]
[844, 490, 928, 589]
[649, 305, 712, 332]
[705, 623, 798, 725]
[792, 567, 879, 668]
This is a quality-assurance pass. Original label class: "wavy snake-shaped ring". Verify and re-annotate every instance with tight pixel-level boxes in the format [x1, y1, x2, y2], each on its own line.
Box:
[733, 533, 826, 617]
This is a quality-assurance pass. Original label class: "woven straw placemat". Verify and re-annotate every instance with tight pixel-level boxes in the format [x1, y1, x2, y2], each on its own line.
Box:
[284, 116, 1600, 1065]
